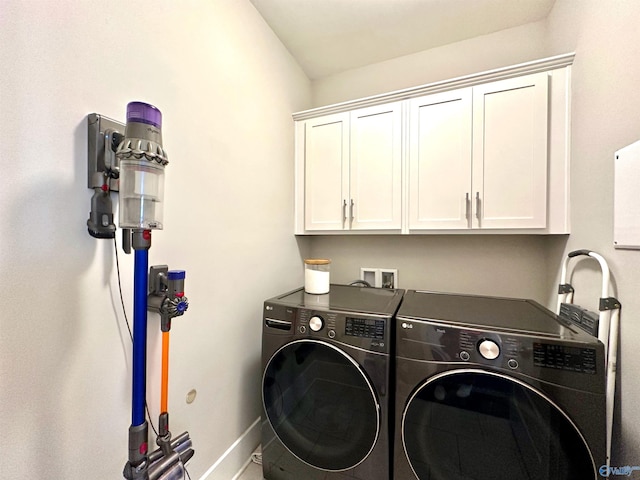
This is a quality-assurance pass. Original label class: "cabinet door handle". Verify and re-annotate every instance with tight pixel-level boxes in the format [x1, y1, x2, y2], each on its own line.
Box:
[475, 192, 482, 223]
[350, 199, 355, 225]
[465, 192, 471, 221]
[342, 199, 348, 227]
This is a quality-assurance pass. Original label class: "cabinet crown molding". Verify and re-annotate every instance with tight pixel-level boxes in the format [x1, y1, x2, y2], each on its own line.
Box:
[293, 53, 575, 121]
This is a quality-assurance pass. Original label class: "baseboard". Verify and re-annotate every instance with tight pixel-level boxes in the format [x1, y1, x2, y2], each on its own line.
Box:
[198, 417, 261, 480]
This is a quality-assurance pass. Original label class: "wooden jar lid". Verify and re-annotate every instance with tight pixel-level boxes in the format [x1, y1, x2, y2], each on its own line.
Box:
[304, 258, 331, 265]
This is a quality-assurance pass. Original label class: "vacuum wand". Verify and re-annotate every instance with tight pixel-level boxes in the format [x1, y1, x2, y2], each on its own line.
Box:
[147, 267, 191, 461]
[121, 231, 153, 480]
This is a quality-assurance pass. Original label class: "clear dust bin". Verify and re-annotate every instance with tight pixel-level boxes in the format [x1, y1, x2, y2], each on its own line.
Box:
[119, 159, 165, 229]
[304, 259, 331, 294]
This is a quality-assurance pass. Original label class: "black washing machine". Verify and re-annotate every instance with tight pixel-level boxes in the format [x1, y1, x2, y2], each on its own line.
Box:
[394, 290, 606, 480]
[262, 284, 404, 480]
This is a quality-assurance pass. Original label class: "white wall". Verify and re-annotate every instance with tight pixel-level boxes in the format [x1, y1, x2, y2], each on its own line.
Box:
[308, 0, 640, 466]
[312, 235, 551, 302]
[543, 0, 640, 464]
[312, 20, 549, 108]
[0, 1, 310, 478]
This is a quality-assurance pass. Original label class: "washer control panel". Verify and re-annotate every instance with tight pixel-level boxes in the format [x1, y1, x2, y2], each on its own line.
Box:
[533, 342, 597, 374]
[396, 319, 604, 391]
[454, 329, 530, 369]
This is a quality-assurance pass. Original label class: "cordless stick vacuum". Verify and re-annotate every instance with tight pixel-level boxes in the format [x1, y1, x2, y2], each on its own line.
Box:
[147, 267, 193, 475]
[115, 102, 194, 480]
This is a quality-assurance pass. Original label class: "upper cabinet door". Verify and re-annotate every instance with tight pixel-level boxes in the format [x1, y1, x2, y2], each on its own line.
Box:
[349, 103, 402, 230]
[409, 89, 473, 230]
[304, 113, 350, 231]
[472, 72, 549, 229]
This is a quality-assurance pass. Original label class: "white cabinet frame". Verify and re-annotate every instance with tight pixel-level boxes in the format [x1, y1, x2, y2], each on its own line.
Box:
[294, 53, 574, 235]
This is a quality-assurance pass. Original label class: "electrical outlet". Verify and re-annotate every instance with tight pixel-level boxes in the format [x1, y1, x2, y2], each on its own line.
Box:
[360, 268, 398, 288]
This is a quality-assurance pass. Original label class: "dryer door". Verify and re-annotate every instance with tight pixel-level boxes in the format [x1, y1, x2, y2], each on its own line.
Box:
[402, 369, 596, 480]
[263, 339, 380, 471]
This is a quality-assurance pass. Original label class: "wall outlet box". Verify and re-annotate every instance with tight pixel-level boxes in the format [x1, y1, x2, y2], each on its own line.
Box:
[380, 269, 398, 289]
[360, 268, 398, 289]
[361, 268, 378, 287]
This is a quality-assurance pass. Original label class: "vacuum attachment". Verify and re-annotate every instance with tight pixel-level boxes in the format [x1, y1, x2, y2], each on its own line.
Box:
[87, 183, 116, 238]
[147, 431, 194, 480]
[124, 431, 194, 480]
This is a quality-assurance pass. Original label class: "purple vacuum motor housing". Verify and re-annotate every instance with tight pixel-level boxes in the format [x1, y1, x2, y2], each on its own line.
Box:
[126, 101, 162, 129]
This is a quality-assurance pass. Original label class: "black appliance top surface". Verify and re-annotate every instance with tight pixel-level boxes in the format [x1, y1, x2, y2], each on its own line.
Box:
[269, 284, 404, 316]
[397, 290, 592, 339]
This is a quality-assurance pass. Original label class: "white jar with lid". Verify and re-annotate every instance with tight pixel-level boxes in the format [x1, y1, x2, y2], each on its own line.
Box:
[304, 259, 331, 294]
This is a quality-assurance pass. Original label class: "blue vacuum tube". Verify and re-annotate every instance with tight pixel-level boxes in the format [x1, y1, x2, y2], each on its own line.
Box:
[117, 102, 168, 230]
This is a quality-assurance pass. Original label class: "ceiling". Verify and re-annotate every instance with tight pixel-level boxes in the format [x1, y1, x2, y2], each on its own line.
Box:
[250, 0, 556, 79]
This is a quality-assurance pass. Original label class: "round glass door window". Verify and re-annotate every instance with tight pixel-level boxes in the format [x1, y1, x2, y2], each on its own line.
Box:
[263, 340, 379, 471]
[402, 370, 595, 480]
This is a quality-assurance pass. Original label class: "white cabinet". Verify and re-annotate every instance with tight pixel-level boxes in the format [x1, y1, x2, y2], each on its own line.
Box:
[409, 72, 549, 231]
[294, 54, 573, 235]
[472, 72, 548, 229]
[301, 103, 402, 232]
[409, 88, 473, 229]
[303, 113, 349, 231]
[350, 103, 402, 230]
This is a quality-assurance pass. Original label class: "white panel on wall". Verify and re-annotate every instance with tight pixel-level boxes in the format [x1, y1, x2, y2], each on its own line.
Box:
[614, 139, 640, 249]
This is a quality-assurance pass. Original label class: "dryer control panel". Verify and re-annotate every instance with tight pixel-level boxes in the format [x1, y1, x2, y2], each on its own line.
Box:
[345, 317, 385, 339]
[297, 308, 390, 353]
[264, 302, 391, 354]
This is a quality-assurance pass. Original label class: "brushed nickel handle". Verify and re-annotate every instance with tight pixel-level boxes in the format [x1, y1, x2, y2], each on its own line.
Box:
[342, 199, 347, 227]
[350, 199, 355, 225]
[465, 192, 470, 221]
[475, 192, 481, 223]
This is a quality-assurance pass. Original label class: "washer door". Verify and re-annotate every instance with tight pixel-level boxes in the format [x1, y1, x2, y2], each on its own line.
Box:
[402, 370, 596, 480]
[263, 339, 380, 471]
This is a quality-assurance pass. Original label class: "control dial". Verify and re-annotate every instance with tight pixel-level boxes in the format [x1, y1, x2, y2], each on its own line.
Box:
[478, 339, 500, 360]
[309, 315, 324, 332]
